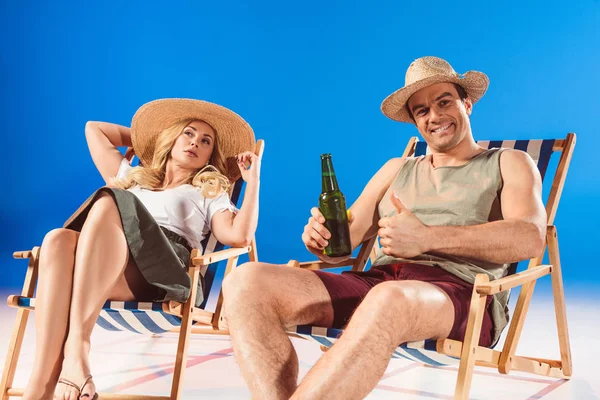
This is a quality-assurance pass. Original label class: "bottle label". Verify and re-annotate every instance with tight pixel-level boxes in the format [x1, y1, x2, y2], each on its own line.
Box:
[322, 172, 335, 177]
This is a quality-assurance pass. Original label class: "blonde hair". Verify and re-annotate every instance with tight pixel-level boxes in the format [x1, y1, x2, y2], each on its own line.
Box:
[114, 119, 231, 197]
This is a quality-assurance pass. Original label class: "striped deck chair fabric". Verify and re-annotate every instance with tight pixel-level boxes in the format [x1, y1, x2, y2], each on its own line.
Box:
[288, 135, 575, 399]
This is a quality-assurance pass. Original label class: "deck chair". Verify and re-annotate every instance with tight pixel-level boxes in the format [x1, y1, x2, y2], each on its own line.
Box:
[1, 139, 264, 400]
[287, 134, 575, 399]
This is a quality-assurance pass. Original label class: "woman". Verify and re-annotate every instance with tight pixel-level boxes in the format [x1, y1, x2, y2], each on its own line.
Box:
[22, 99, 260, 400]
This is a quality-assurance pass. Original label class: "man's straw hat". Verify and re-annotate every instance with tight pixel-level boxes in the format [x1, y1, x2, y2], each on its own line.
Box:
[381, 56, 489, 123]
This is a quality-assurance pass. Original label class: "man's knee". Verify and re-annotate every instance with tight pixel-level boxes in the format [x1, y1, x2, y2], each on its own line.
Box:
[359, 281, 437, 324]
[222, 261, 266, 300]
[364, 281, 414, 309]
[358, 280, 454, 340]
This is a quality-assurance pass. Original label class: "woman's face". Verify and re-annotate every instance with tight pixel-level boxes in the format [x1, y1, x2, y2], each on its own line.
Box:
[170, 120, 216, 170]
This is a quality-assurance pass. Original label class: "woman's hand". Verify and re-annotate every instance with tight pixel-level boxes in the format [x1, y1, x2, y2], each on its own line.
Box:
[236, 151, 262, 184]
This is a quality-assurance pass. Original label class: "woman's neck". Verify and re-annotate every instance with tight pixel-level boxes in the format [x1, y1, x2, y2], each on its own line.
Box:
[163, 161, 192, 189]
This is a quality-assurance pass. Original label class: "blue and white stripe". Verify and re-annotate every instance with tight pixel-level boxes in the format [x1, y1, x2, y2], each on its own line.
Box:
[414, 139, 555, 178]
[291, 325, 460, 366]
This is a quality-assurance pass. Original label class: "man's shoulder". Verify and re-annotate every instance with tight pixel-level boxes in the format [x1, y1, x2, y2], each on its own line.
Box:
[365, 157, 407, 190]
[381, 157, 407, 172]
[499, 148, 540, 181]
[499, 148, 536, 169]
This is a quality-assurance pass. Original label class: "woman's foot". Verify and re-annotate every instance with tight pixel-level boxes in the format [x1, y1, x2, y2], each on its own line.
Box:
[55, 342, 97, 400]
[56, 375, 97, 400]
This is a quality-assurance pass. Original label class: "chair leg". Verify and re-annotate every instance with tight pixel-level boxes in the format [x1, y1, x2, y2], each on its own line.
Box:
[1, 247, 39, 400]
[454, 274, 489, 400]
[170, 301, 194, 400]
[498, 253, 543, 374]
[212, 256, 239, 330]
[1, 308, 31, 400]
[170, 252, 201, 400]
[547, 227, 572, 376]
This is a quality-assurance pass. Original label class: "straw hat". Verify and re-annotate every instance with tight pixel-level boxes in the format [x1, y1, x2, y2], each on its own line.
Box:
[381, 56, 489, 123]
[130, 98, 255, 182]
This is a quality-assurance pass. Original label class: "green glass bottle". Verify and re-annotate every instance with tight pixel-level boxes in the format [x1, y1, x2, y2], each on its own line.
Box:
[319, 154, 352, 257]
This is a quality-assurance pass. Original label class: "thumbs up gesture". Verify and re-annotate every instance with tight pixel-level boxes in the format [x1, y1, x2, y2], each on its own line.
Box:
[377, 190, 429, 258]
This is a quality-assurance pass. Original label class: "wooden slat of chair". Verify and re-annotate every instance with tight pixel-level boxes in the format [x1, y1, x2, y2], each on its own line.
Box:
[547, 226, 572, 376]
[212, 253, 240, 330]
[1, 247, 39, 400]
[498, 133, 575, 375]
[547, 134, 575, 225]
[454, 274, 489, 400]
[170, 249, 201, 399]
[436, 339, 566, 379]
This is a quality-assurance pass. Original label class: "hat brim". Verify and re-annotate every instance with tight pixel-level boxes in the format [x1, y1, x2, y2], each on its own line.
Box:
[380, 71, 489, 123]
[130, 99, 255, 182]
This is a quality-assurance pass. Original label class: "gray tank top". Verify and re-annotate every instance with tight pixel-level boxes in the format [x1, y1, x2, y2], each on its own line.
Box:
[373, 148, 509, 345]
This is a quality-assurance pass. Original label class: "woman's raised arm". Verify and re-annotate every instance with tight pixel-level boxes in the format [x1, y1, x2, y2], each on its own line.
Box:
[85, 121, 132, 184]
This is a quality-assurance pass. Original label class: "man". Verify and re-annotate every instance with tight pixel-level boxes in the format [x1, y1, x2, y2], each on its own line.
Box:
[223, 56, 546, 400]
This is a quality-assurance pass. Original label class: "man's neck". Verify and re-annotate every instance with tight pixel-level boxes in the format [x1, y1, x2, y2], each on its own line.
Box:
[429, 138, 484, 168]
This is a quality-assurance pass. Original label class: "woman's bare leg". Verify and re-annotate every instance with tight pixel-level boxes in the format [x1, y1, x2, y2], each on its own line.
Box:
[22, 229, 79, 400]
[55, 192, 148, 400]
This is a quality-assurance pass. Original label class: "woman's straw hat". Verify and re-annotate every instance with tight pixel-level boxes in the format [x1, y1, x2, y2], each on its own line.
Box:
[131, 98, 255, 182]
[381, 56, 489, 123]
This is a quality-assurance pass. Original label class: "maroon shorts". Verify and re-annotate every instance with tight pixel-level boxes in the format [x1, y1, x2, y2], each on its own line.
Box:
[313, 263, 494, 347]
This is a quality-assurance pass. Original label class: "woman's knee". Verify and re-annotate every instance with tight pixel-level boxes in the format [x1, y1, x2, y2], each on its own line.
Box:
[42, 228, 78, 251]
[40, 228, 79, 269]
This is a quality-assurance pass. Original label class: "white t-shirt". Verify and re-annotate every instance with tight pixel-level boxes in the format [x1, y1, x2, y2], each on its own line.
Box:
[116, 159, 237, 251]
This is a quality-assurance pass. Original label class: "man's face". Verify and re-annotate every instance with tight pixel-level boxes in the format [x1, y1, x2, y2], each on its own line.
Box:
[407, 82, 473, 152]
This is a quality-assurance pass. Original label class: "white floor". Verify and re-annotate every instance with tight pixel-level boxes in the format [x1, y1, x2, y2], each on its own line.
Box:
[1, 288, 599, 400]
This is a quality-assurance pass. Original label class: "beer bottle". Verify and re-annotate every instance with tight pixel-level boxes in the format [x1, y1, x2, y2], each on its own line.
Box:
[319, 154, 352, 257]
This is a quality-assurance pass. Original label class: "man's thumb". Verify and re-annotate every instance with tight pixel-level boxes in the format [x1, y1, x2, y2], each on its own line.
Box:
[391, 190, 407, 213]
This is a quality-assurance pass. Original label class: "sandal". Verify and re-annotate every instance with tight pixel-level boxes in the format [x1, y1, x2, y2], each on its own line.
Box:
[57, 375, 98, 400]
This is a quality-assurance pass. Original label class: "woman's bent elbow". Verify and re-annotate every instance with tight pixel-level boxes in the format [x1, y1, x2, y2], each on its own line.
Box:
[230, 234, 253, 248]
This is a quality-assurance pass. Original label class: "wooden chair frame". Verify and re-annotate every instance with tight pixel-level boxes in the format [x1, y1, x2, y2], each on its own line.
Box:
[1, 140, 264, 400]
[290, 134, 575, 399]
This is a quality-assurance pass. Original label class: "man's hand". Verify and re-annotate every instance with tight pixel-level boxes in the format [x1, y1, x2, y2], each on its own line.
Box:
[378, 191, 430, 258]
[302, 207, 355, 262]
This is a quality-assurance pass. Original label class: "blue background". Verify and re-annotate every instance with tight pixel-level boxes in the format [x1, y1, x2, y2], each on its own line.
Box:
[1, 1, 598, 294]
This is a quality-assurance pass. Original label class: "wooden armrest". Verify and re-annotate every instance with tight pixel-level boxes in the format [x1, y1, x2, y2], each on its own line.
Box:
[288, 258, 357, 270]
[13, 250, 33, 259]
[476, 264, 552, 295]
[192, 246, 251, 267]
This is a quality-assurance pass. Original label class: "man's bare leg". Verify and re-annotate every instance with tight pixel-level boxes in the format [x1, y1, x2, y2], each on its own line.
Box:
[223, 262, 334, 400]
[292, 280, 455, 400]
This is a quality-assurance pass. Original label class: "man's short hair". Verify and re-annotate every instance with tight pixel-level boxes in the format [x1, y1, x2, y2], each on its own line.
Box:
[406, 83, 469, 121]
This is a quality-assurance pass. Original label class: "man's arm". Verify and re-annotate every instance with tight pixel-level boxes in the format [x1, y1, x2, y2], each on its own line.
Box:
[302, 158, 405, 262]
[426, 150, 547, 263]
[348, 158, 406, 248]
